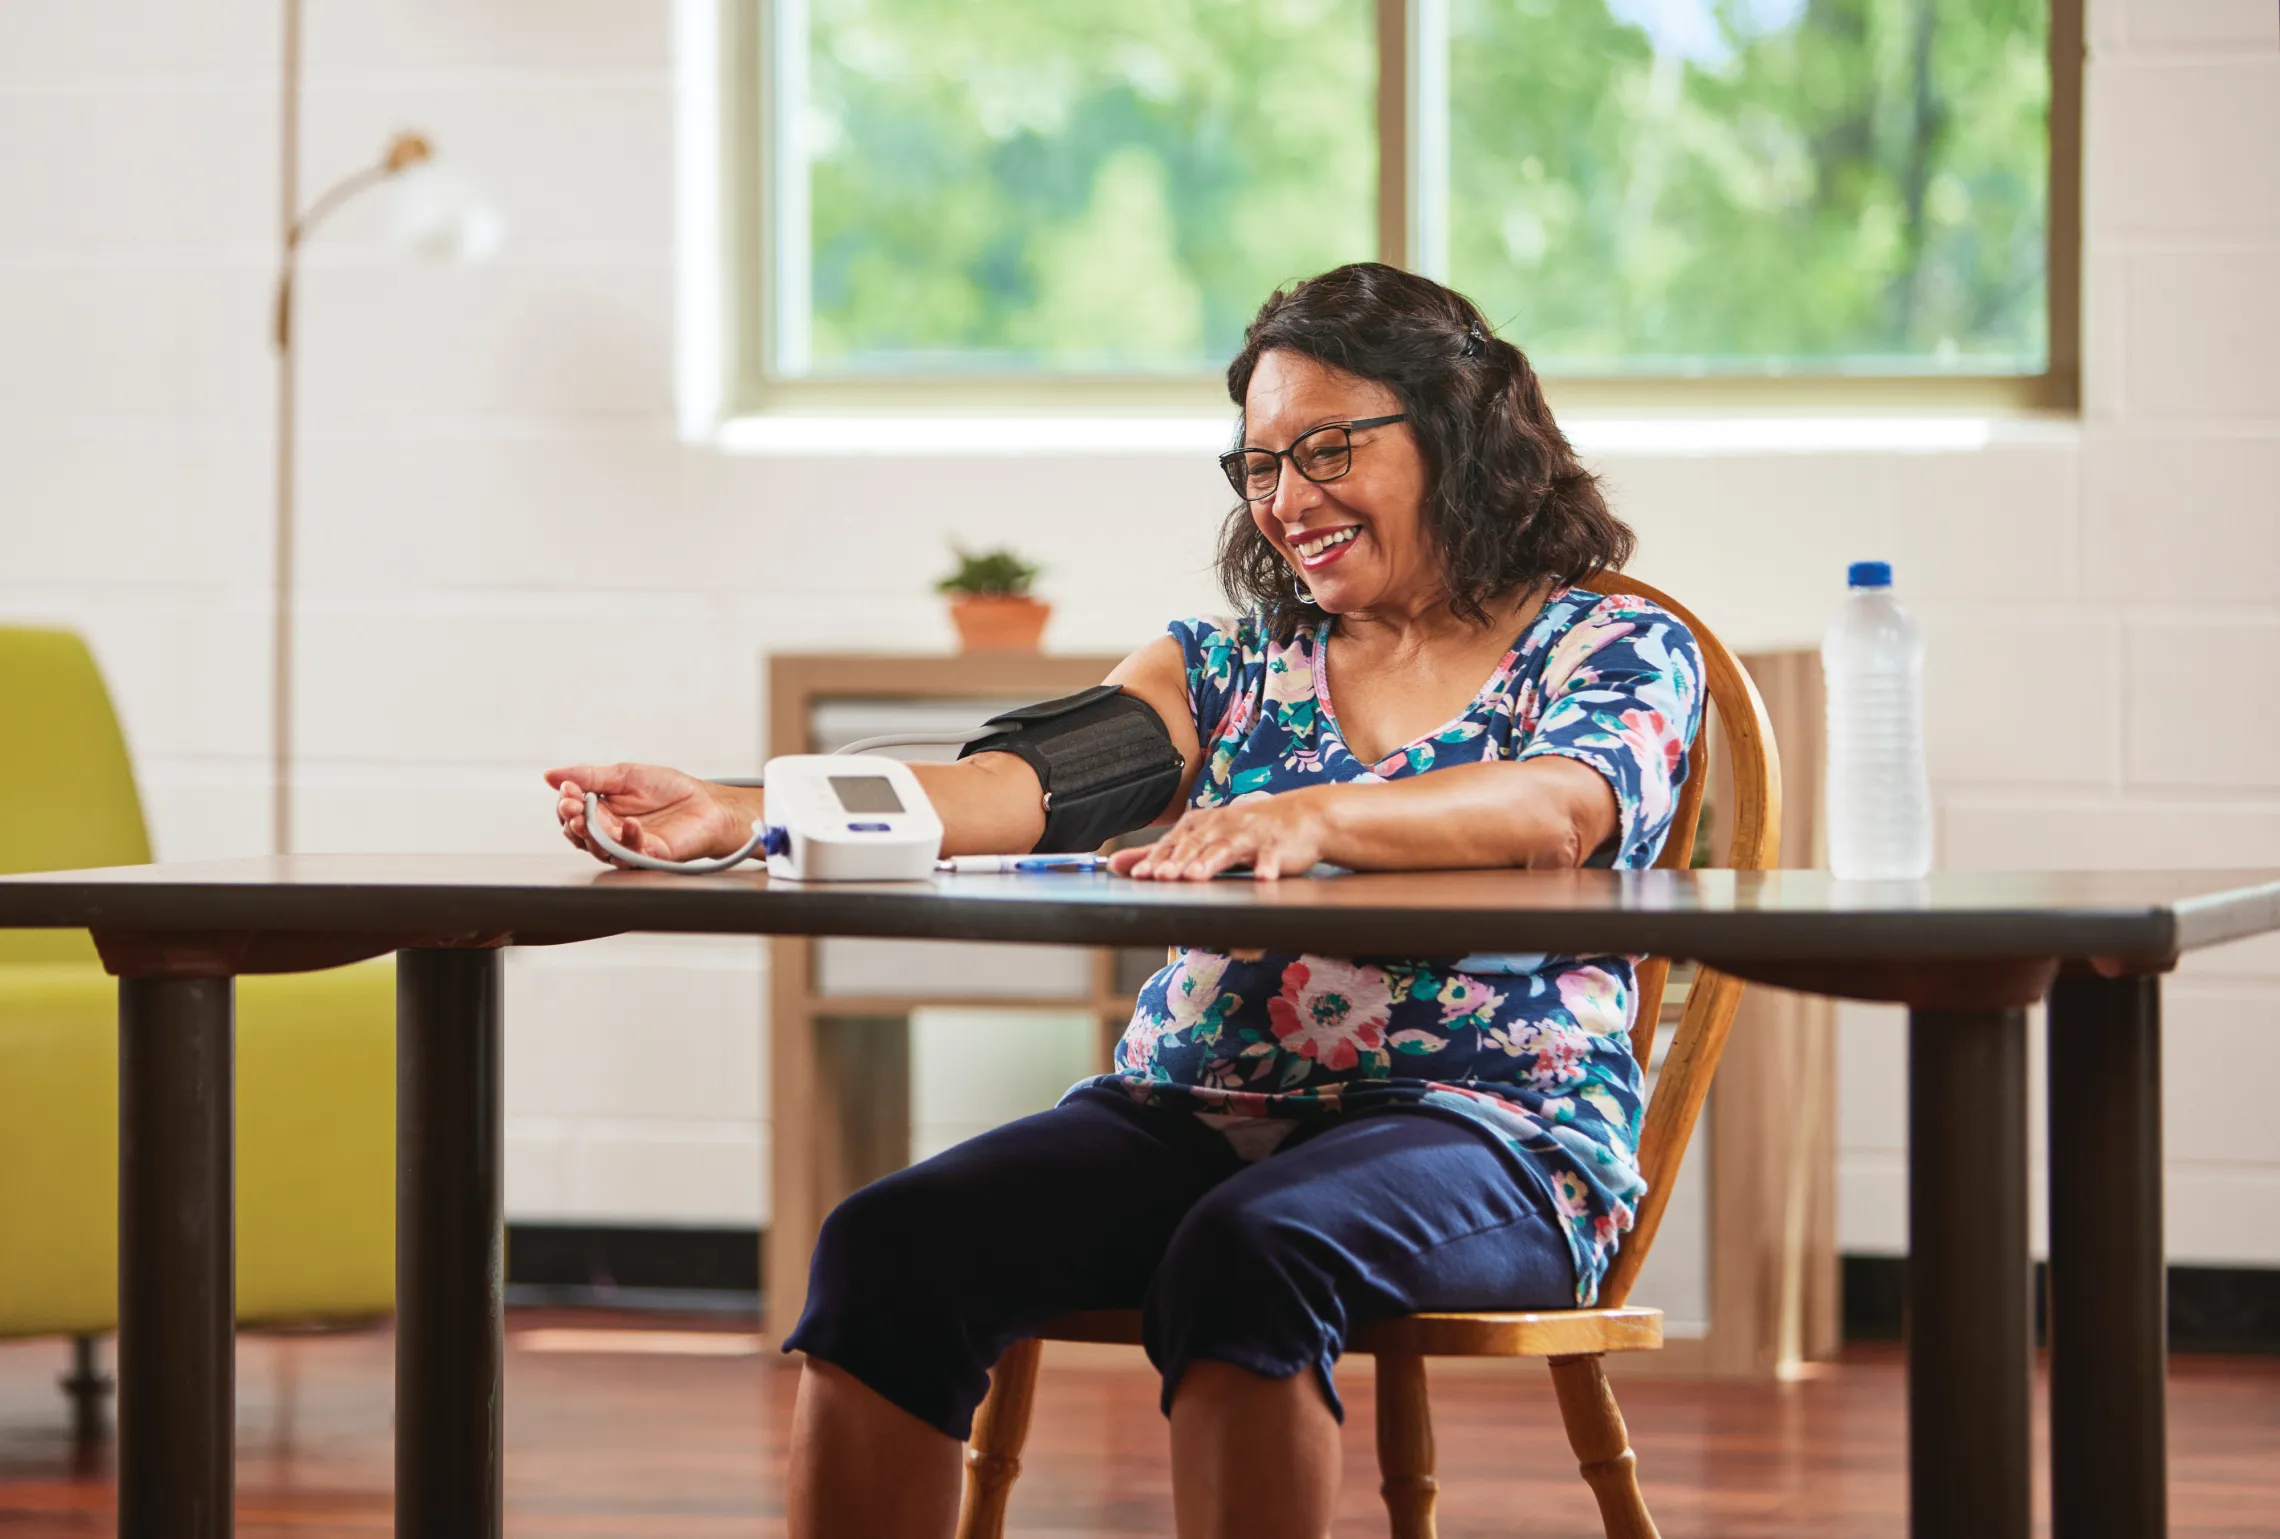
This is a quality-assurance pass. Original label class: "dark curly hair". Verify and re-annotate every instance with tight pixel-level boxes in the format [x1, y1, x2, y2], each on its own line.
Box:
[1220, 262, 1632, 640]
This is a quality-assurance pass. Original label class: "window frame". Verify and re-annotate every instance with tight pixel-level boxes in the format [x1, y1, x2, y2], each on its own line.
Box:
[712, 0, 2082, 421]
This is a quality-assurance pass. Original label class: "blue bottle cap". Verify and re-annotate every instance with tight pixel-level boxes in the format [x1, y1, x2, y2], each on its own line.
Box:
[1847, 560, 1893, 589]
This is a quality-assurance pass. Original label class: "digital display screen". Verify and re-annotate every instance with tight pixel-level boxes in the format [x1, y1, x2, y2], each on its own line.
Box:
[829, 775, 905, 814]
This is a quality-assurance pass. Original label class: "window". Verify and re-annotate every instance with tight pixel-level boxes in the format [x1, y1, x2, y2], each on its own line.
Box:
[715, 0, 2078, 414]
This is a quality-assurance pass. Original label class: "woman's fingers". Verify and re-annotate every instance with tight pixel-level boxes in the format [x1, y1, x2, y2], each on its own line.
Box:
[1186, 844, 1237, 880]
[1186, 819, 1299, 881]
[1112, 802, 1310, 884]
[548, 762, 685, 815]
[561, 762, 644, 798]
[585, 794, 667, 861]
[1131, 838, 1176, 877]
[1251, 822, 1304, 881]
[552, 761, 740, 866]
[1159, 832, 1218, 878]
[624, 815, 691, 861]
[546, 764, 615, 794]
[1147, 815, 1242, 880]
[585, 797, 625, 843]
[1176, 831, 1229, 878]
[1127, 825, 1184, 878]
[1122, 808, 1296, 882]
[627, 815, 684, 861]
[554, 777, 619, 846]
[553, 771, 668, 870]
[1169, 829, 1237, 880]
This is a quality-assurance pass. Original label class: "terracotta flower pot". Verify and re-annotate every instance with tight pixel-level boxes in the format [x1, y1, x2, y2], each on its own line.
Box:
[948, 595, 1051, 653]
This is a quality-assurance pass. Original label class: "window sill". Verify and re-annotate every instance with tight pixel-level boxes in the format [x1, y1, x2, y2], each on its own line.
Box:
[709, 412, 2077, 459]
[713, 415, 1233, 457]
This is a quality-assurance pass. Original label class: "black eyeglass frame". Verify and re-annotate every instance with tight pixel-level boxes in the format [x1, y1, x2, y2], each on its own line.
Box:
[1219, 413, 1410, 502]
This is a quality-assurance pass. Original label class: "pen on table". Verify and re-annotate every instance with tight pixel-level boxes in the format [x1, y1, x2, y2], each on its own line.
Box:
[936, 854, 1107, 873]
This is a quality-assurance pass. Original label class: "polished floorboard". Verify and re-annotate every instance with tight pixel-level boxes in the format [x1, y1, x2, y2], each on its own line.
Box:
[1, 1315, 2275, 1536]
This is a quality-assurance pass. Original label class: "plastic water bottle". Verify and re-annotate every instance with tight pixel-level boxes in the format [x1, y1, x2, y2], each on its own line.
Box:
[1822, 561, 1932, 879]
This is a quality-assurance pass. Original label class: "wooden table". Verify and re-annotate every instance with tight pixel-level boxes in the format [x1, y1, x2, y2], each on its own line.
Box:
[2, 856, 2273, 1539]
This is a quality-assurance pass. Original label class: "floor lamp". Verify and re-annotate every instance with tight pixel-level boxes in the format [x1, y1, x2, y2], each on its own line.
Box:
[273, 0, 501, 855]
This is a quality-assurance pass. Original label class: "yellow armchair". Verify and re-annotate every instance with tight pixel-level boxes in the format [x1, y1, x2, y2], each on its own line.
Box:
[0, 627, 395, 1380]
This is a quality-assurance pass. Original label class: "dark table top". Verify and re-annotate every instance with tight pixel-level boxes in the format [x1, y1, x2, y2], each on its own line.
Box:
[1, 855, 2274, 966]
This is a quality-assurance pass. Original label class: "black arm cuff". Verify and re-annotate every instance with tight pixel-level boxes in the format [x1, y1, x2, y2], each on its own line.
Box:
[956, 685, 1185, 854]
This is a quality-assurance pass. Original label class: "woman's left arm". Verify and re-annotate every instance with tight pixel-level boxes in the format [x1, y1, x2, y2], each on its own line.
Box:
[1111, 759, 1617, 881]
[1113, 597, 1701, 882]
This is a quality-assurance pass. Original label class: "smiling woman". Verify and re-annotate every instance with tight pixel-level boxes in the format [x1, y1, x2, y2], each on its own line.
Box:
[1217, 262, 1634, 643]
[550, 263, 1703, 1539]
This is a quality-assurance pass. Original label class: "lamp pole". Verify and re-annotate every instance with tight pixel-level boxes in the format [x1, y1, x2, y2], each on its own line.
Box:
[271, 0, 434, 855]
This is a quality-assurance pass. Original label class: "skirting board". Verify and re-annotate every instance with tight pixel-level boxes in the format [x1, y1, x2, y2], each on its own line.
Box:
[1842, 1254, 2280, 1355]
[506, 1222, 759, 1316]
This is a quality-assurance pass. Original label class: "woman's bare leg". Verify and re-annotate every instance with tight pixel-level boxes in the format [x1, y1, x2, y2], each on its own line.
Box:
[1168, 1359, 1342, 1539]
[788, 1360, 964, 1539]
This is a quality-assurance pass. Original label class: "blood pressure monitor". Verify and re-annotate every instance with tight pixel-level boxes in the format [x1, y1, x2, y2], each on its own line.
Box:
[576, 685, 1176, 880]
[759, 754, 944, 882]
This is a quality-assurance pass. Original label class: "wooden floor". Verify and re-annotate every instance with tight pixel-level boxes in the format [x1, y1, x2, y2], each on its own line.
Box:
[1, 1315, 2275, 1536]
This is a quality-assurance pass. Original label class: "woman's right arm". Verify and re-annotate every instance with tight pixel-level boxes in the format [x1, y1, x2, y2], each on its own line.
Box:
[547, 634, 1200, 866]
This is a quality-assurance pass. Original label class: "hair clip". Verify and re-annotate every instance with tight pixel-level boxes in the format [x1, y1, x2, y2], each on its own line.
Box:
[1461, 324, 1488, 358]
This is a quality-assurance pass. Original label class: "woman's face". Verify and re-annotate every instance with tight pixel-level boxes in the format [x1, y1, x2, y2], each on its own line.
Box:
[1242, 348, 1434, 618]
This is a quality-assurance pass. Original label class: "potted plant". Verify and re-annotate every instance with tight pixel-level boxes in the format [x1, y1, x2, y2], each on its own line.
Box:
[937, 544, 1049, 652]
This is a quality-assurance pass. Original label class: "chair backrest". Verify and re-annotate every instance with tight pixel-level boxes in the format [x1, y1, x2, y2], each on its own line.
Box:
[0, 626, 153, 965]
[1578, 576, 1783, 1310]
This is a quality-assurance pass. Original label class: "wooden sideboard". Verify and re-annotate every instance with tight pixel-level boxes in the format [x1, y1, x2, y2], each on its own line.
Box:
[762, 646, 1836, 1377]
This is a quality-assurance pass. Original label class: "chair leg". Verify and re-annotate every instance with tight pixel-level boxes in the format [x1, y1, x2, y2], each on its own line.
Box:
[955, 1337, 1044, 1539]
[59, 1335, 113, 1447]
[1547, 1354, 1659, 1539]
[1374, 1351, 1439, 1539]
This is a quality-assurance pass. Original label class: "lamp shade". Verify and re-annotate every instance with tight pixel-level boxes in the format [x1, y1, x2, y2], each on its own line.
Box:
[383, 160, 506, 263]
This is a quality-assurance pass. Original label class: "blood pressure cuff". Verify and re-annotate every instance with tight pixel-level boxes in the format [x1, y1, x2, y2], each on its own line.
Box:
[957, 685, 1185, 854]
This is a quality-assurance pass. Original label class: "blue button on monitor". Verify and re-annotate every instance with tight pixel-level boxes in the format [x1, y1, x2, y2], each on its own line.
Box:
[847, 821, 892, 832]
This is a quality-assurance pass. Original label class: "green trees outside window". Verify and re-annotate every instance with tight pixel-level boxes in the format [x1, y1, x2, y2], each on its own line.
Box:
[1448, 0, 2050, 377]
[794, 0, 1375, 376]
[768, 0, 2052, 383]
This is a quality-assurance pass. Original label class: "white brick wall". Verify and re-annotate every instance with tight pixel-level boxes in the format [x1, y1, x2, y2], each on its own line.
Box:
[3, 1, 2276, 1255]
[1833, 2, 2280, 1259]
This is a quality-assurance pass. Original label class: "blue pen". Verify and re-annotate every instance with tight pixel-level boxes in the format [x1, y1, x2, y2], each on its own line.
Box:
[936, 854, 1106, 873]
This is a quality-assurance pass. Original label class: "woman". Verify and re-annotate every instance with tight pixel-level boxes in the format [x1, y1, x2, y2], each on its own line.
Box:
[548, 263, 1701, 1539]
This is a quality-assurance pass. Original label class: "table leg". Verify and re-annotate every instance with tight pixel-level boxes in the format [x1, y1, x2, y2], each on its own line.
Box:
[1907, 1005, 2032, 1539]
[396, 948, 504, 1539]
[2046, 974, 2167, 1539]
[118, 975, 235, 1539]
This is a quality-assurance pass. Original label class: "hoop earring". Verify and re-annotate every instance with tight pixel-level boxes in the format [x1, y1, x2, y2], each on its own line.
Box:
[1291, 568, 1318, 606]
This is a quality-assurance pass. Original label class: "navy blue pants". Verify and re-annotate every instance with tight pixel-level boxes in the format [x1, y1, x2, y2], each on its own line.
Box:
[782, 1086, 1575, 1439]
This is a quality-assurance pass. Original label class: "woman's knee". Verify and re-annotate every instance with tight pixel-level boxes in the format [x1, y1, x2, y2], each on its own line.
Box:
[1148, 1193, 1338, 1350]
[806, 1164, 974, 1312]
[1143, 1197, 1351, 1420]
[786, 1170, 1006, 1437]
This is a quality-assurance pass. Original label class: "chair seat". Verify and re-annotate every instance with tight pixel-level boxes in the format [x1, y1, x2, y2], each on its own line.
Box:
[1032, 1305, 1664, 1358]
[0, 957, 396, 1338]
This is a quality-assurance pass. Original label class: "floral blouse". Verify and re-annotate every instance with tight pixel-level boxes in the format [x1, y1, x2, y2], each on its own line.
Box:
[1078, 588, 1704, 1304]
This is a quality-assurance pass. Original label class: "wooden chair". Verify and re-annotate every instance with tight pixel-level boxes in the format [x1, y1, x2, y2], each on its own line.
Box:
[953, 575, 1783, 1539]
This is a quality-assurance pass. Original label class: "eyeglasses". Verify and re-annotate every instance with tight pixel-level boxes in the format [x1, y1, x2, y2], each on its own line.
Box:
[1219, 414, 1409, 502]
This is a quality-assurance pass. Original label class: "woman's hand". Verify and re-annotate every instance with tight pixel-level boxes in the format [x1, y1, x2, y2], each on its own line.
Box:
[545, 763, 753, 867]
[1110, 791, 1331, 882]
